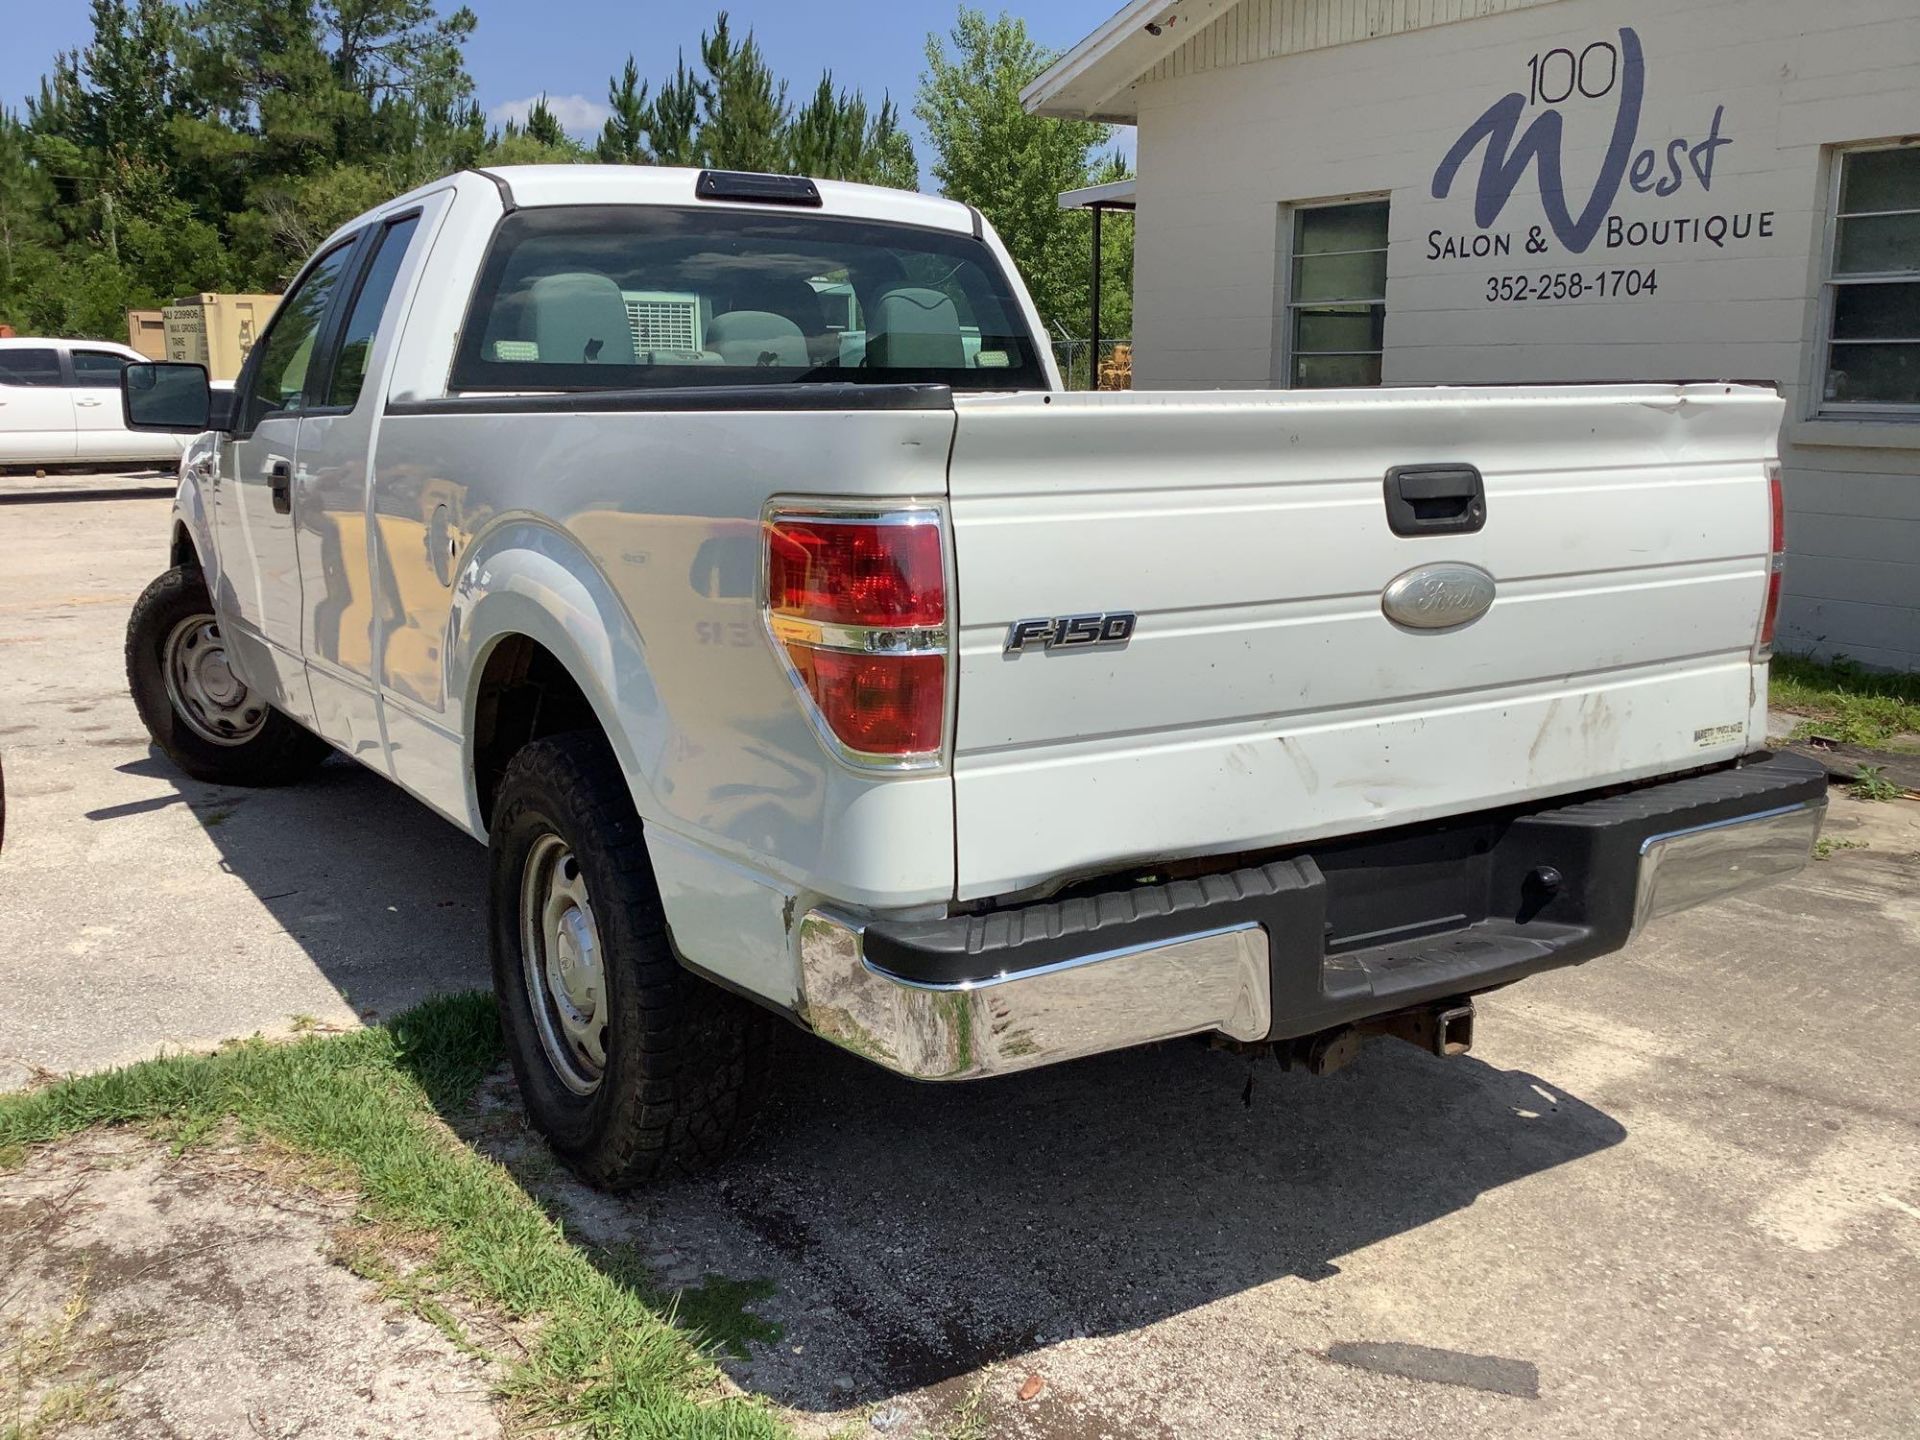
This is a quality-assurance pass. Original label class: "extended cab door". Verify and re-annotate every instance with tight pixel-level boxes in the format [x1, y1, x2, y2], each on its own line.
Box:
[293, 205, 433, 761]
[0, 348, 76, 462]
[212, 239, 359, 726]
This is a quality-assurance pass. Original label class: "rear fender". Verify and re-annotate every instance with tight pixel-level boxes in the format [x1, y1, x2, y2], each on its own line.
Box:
[447, 518, 661, 836]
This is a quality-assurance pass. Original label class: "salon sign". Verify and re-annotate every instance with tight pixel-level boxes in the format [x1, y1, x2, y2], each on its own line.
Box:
[1425, 26, 1775, 303]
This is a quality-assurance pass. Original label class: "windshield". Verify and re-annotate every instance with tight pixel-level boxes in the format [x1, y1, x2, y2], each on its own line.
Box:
[450, 204, 1047, 393]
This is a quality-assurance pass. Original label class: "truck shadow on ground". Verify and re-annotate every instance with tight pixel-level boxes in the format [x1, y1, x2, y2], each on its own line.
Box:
[114, 751, 492, 1023]
[620, 1033, 1627, 1412]
[144, 747, 1627, 1414]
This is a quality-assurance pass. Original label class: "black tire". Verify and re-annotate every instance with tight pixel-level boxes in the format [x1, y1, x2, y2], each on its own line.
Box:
[489, 732, 776, 1189]
[125, 565, 332, 786]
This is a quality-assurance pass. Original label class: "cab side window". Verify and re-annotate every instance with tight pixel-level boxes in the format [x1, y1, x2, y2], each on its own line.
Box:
[238, 241, 356, 432]
[69, 350, 130, 385]
[325, 214, 420, 410]
[0, 349, 62, 387]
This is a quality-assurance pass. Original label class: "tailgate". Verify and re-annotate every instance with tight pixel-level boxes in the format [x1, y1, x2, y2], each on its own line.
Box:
[946, 383, 1782, 901]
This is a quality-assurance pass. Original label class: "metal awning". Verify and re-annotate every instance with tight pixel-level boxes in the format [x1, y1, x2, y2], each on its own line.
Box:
[1058, 178, 1137, 212]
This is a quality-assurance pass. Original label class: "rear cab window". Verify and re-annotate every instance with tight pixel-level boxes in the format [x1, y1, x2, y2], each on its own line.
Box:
[449, 205, 1046, 393]
[0, 349, 63, 387]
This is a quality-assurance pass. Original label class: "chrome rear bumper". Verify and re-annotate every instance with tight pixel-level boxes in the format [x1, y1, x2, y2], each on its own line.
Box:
[795, 753, 1827, 1082]
[1632, 799, 1827, 935]
[797, 914, 1270, 1081]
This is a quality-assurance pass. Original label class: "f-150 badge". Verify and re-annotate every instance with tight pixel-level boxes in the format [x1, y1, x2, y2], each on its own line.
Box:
[1005, 612, 1137, 653]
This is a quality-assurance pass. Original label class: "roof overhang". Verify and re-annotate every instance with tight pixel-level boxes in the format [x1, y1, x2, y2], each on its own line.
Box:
[1022, 0, 1236, 123]
[1058, 178, 1138, 211]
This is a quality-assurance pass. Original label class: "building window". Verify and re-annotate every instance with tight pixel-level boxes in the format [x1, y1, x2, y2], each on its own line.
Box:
[1285, 199, 1388, 388]
[1821, 145, 1920, 414]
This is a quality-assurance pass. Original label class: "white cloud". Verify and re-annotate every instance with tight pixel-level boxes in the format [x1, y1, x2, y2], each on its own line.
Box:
[490, 93, 611, 137]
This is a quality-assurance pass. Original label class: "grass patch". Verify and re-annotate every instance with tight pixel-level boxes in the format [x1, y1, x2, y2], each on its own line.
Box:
[1772, 654, 1920, 747]
[1813, 836, 1869, 861]
[596, 1250, 783, 1362]
[0, 995, 788, 1440]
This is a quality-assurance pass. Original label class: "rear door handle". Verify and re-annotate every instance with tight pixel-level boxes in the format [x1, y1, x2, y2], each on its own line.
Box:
[270, 459, 293, 516]
[1385, 464, 1487, 537]
[75, 398, 103, 408]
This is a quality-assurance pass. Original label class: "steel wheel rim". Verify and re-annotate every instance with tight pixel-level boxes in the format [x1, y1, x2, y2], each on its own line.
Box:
[520, 832, 608, 1096]
[162, 613, 266, 747]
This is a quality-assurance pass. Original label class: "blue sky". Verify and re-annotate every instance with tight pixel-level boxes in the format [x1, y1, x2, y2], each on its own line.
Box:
[7, 1, 1134, 189]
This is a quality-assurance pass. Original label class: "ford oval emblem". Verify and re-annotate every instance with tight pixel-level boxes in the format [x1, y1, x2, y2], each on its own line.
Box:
[1381, 562, 1496, 631]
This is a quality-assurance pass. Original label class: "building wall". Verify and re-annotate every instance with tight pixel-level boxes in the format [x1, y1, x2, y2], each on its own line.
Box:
[1129, 0, 1920, 668]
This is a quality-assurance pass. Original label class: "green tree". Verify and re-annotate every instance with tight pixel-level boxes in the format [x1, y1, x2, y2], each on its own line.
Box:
[595, 57, 651, 164]
[786, 76, 917, 188]
[917, 8, 1127, 337]
[0, 113, 57, 300]
[647, 53, 701, 166]
[695, 13, 787, 172]
[0, 0, 925, 338]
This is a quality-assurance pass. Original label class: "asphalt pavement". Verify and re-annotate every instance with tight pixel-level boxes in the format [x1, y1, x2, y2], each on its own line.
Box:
[1, 481, 1916, 1438]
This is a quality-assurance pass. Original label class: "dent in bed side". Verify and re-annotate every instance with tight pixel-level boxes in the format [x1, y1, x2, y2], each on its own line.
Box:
[436, 517, 802, 1004]
[415, 517, 658, 835]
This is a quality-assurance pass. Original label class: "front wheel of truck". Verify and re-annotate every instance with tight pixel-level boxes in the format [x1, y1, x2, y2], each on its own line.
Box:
[488, 732, 777, 1189]
[125, 565, 333, 787]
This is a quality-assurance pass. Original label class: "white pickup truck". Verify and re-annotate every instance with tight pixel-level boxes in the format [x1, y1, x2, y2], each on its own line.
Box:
[120, 165, 1826, 1189]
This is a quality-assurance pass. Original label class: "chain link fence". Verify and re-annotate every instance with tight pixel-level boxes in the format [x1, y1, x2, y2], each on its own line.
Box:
[1050, 338, 1133, 391]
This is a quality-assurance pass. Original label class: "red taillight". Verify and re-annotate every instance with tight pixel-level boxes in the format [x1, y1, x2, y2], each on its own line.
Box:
[764, 511, 948, 764]
[767, 519, 944, 628]
[1768, 464, 1786, 556]
[789, 650, 946, 755]
[1756, 464, 1785, 661]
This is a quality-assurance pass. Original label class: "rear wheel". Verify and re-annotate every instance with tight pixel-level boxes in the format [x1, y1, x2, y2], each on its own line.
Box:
[125, 565, 332, 786]
[489, 732, 776, 1189]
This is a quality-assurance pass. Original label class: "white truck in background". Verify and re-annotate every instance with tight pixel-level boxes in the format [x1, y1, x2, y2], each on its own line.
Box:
[119, 165, 1825, 1189]
[0, 338, 188, 471]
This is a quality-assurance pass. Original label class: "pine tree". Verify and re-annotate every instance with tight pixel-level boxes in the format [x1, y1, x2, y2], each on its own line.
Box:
[596, 56, 651, 165]
[695, 13, 787, 173]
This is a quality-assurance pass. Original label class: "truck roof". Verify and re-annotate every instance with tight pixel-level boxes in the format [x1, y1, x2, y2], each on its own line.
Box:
[348, 165, 980, 246]
[0, 336, 143, 358]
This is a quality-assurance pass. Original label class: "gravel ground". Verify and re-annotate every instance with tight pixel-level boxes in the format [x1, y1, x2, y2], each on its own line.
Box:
[3, 483, 1918, 1439]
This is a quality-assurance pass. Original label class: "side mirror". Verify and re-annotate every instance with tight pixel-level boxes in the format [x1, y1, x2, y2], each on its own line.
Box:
[122, 362, 214, 433]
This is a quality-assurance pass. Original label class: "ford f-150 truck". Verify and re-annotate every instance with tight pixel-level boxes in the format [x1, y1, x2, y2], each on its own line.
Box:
[119, 165, 1827, 1189]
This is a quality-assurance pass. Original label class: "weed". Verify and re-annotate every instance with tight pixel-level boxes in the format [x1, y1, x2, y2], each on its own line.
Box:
[1848, 766, 1905, 802]
[1813, 837, 1869, 861]
[1, 1273, 118, 1440]
[287, 1014, 321, 1034]
[941, 1381, 991, 1440]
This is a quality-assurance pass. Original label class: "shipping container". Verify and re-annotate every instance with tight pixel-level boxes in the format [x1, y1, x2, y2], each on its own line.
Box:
[161, 293, 281, 381]
[126, 308, 169, 362]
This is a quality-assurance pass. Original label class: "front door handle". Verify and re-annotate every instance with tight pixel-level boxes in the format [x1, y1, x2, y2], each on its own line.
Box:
[75, 397, 104, 408]
[270, 459, 292, 516]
